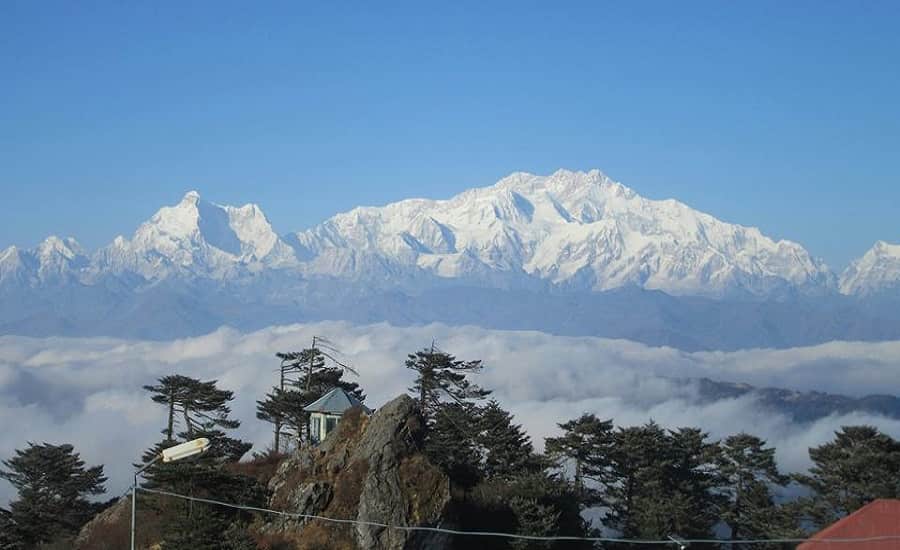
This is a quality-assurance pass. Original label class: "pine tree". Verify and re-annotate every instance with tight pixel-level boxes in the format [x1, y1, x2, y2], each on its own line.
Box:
[607, 423, 722, 541]
[143, 375, 242, 442]
[406, 345, 490, 487]
[259, 345, 364, 451]
[509, 496, 560, 550]
[716, 433, 790, 543]
[794, 425, 900, 527]
[505, 472, 589, 550]
[665, 427, 724, 540]
[139, 375, 262, 548]
[426, 401, 484, 487]
[544, 413, 615, 506]
[0, 443, 107, 547]
[608, 422, 673, 539]
[256, 387, 310, 451]
[406, 345, 490, 423]
[477, 400, 542, 480]
[0, 506, 24, 550]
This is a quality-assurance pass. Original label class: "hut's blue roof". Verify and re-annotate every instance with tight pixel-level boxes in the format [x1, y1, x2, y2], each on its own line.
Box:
[303, 387, 371, 415]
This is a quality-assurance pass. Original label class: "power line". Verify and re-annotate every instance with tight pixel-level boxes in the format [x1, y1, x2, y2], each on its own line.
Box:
[136, 487, 900, 545]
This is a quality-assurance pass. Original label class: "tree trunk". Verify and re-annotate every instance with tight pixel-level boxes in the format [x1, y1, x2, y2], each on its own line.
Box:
[166, 394, 175, 441]
[276, 364, 284, 453]
[575, 458, 583, 497]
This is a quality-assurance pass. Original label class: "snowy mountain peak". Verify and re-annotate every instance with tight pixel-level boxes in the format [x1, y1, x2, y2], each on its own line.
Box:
[1, 170, 878, 299]
[92, 192, 295, 279]
[0, 236, 89, 286]
[840, 241, 900, 296]
[38, 235, 84, 259]
[873, 240, 897, 253]
[493, 169, 630, 198]
[293, 169, 834, 297]
[0, 246, 28, 285]
[0, 245, 18, 261]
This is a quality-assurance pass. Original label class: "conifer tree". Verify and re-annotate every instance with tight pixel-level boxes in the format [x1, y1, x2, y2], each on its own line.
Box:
[143, 375, 241, 442]
[406, 345, 490, 487]
[0, 443, 107, 547]
[426, 401, 484, 487]
[502, 472, 589, 550]
[406, 345, 490, 423]
[716, 433, 790, 542]
[665, 427, 724, 539]
[607, 422, 671, 538]
[139, 375, 261, 548]
[477, 400, 542, 480]
[256, 387, 309, 451]
[509, 496, 560, 550]
[0, 507, 22, 550]
[607, 423, 722, 541]
[544, 414, 615, 506]
[794, 425, 900, 527]
[258, 346, 364, 451]
[141, 375, 252, 484]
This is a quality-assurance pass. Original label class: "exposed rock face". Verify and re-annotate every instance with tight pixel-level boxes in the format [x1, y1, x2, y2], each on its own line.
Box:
[74, 497, 131, 549]
[268, 395, 452, 550]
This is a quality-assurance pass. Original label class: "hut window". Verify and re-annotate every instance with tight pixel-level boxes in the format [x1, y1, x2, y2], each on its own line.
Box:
[326, 416, 338, 434]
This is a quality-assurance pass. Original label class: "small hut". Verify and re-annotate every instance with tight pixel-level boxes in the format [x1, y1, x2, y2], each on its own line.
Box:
[303, 387, 372, 443]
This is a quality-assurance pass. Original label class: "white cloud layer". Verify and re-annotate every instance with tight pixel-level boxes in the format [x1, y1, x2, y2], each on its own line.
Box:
[2, 322, 900, 505]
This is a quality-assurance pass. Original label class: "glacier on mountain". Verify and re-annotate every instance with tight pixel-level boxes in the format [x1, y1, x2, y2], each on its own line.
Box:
[1, 169, 898, 346]
[840, 241, 900, 296]
[292, 169, 835, 297]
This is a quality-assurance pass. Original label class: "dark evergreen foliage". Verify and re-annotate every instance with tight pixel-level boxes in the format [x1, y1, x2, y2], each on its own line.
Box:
[477, 400, 543, 481]
[407, 345, 491, 488]
[605, 423, 723, 541]
[139, 374, 263, 548]
[256, 387, 313, 450]
[426, 401, 484, 488]
[142, 374, 242, 442]
[8, 346, 899, 549]
[544, 413, 615, 506]
[406, 346, 490, 423]
[0, 443, 107, 548]
[794, 425, 900, 527]
[0, 505, 24, 550]
[462, 472, 590, 550]
[716, 433, 793, 543]
[258, 347, 364, 451]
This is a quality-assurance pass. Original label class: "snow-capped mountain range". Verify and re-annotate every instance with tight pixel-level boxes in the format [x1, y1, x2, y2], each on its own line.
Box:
[839, 241, 900, 297]
[2, 169, 893, 297]
[2, 169, 898, 347]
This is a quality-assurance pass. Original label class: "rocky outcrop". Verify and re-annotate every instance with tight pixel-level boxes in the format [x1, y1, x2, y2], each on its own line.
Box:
[267, 395, 453, 550]
[74, 497, 131, 549]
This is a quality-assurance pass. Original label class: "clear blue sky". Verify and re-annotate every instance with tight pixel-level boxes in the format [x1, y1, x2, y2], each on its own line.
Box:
[1, 1, 897, 269]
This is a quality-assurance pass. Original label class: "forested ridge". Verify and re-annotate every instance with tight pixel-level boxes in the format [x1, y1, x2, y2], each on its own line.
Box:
[2, 343, 899, 549]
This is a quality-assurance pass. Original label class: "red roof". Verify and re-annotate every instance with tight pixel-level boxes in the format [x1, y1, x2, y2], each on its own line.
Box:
[797, 499, 900, 550]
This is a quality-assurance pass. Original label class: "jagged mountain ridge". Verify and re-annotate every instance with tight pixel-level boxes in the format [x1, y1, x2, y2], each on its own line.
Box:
[840, 241, 900, 297]
[2, 169, 873, 297]
[292, 169, 836, 297]
[2, 169, 899, 345]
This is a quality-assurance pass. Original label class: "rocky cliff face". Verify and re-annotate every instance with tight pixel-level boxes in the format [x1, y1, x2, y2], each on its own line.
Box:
[267, 394, 452, 550]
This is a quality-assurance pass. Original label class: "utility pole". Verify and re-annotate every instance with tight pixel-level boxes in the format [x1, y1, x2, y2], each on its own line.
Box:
[305, 336, 317, 392]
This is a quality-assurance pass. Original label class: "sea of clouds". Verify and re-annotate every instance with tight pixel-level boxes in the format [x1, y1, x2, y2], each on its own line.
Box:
[2, 321, 900, 505]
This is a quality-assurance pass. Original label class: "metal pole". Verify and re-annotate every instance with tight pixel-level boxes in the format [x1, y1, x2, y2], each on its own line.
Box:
[130, 474, 137, 550]
[131, 454, 160, 550]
